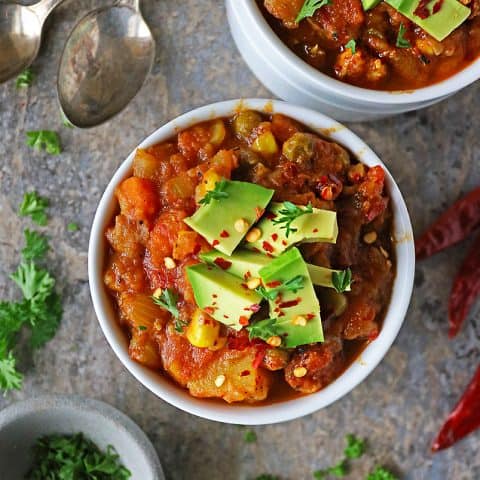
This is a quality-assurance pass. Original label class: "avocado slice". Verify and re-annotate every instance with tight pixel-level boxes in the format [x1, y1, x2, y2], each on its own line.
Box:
[385, 0, 470, 41]
[258, 248, 323, 348]
[201, 248, 349, 290]
[361, 0, 381, 10]
[184, 180, 274, 256]
[246, 202, 338, 256]
[186, 263, 263, 331]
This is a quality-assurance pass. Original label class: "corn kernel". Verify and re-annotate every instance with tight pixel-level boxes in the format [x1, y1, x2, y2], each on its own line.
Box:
[293, 367, 307, 378]
[246, 227, 262, 243]
[164, 257, 176, 269]
[153, 288, 163, 299]
[246, 278, 261, 290]
[215, 375, 226, 387]
[292, 315, 307, 326]
[267, 336, 282, 347]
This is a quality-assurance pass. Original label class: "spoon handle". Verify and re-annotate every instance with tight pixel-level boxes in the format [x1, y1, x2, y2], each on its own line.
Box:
[31, 0, 67, 22]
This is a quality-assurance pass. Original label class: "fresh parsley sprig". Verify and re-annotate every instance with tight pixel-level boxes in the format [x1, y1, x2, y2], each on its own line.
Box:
[272, 201, 313, 238]
[19, 191, 49, 226]
[152, 288, 187, 332]
[332, 268, 352, 293]
[26, 130, 62, 155]
[16, 68, 34, 88]
[345, 39, 357, 54]
[247, 318, 281, 342]
[199, 179, 229, 205]
[22, 229, 49, 260]
[256, 275, 305, 301]
[27, 433, 131, 479]
[396, 23, 411, 49]
[296, 0, 331, 23]
[366, 467, 398, 480]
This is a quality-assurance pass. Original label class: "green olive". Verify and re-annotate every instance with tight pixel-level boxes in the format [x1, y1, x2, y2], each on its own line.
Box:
[233, 111, 262, 139]
[282, 133, 315, 164]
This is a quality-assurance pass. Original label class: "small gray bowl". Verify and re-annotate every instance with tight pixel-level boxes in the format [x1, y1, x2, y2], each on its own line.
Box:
[0, 395, 164, 480]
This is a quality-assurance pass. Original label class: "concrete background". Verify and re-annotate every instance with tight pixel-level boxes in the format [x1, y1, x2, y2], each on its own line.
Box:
[0, 1, 479, 479]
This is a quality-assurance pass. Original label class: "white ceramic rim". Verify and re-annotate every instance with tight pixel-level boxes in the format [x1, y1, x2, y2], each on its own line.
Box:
[241, 0, 480, 105]
[88, 99, 415, 425]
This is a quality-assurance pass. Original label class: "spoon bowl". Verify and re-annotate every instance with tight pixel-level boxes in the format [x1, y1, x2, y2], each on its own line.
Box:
[0, 3, 42, 83]
[58, 1, 155, 128]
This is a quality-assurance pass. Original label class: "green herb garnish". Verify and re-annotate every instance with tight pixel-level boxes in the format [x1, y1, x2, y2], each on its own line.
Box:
[26, 130, 62, 155]
[138, 325, 147, 331]
[19, 191, 49, 226]
[152, 289, 185, 331]
[199, 179, 229, 205]
[16, 68, 34, 88]
[22, 229, 49, 260]
[247, 318, 281, 342]
[256, 275, 305, 301]
[332, 268, 352, 293]
[296, 0, 331, 23]
[345, 39, 357, 54]
[344, 434, 366, 459]
[67, 222, 79, 232]
[0, 351, 23, 392]
[366, 467, 399, 480]
[27, 433, 131, 479]
[396, 23, 411, 48]
[272, 201, 313, 238]
[314, 460, 348, 479]
[244, 430, 257, 443]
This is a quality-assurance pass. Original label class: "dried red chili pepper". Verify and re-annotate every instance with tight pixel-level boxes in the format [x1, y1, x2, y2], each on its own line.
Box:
[415, 186, 480, 260]
[432, 365, 480, 451]
[448, 233, 480, 337]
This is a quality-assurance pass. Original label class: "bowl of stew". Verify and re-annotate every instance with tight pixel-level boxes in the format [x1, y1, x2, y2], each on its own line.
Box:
[226, 0, 480, 121]
[88, 99, 415, 424]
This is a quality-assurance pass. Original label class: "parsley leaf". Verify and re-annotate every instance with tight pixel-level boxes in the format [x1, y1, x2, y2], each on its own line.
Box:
[22, 229, 49, 261]
[0, 352, 23, 392]
[296, 0, 331, 23]
[396, 23, 411, 49]
[16, 68, 34, 88]
[152, 288, 185, 331]
[27, 433, 131, 479]
[26, 130, 62, 155]
[314, 460, 348, 479]
[199, 179, 229, 205]
[67, 222, 79, 232]
[244, 430, 257, 443]
[247, 318, 281, 342]
[366, 467, 398, 480]
[345, 39, 357, 54]
[332, 268, 352, 293]
[29, 292, 63, 349]
[344, 434, 366, 459]
[256, 275, 305, 301]
[19, 191, 49, 225]
[272, 201, 313, 238]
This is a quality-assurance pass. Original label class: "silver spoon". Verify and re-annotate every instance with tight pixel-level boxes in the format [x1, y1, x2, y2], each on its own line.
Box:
[0, 0, 65, 83]
[57, 0, 155, 128]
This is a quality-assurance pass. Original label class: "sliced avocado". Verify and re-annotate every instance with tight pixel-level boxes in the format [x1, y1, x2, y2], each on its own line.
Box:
[258, 248, 323, 348]
[386, 0, 470, 41]
[186, 263, 262, 331]
[246, 202, 338, 256]
[361, 0, 381, 10]
[201, 248, 348, 290]
[184, 180, 274, 256]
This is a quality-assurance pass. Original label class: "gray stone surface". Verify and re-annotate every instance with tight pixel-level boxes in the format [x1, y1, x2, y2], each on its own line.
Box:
[0, 1, 479, 479]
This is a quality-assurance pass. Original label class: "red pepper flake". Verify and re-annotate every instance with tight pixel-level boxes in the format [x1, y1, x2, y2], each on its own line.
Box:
[193, 243, 201, 255]
[279, 297, 301, 309]
[212, 294, 218, 298]
[262, 241, 274, 253]
[267, 280, 282, 288]
[224, 314, 230, 319]
[244, 271, 252, 280]
[282, 240, 288, 246]
[239, 316, 249, 326]
[320, 175, 328, 184]
[240, 370, 251, 377]
[252, 346, 267, 368]
[251, 247, 260, 253]
[255, 206, 265, 219]
[212, 239, 219, 247]
[271, 233, 278, 241]
[414, 0, 444, 19]
[220, 230, 230, 238]
[278, 312, 286, 317]
[306, 313, 315, 320]
[240, 283, 248, 290]
[312, 228, 319, 233]
[266, 211, 276, 220]
[204, 306, 216, 315]
[214, 257, 232, 270]
[245, 303, 261, 313]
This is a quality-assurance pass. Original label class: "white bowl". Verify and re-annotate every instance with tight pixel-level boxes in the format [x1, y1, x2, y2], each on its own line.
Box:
[226, 0, 480, 121]
[88, 99, 415, 424]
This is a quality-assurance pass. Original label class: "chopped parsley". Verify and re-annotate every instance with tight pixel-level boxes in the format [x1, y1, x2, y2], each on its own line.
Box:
[366, 467, 399, 480]
[16, 68, 34, 88]
[27, 433, 131, 479]
[138, 325, 148, 331]
[344, 434, 366, 459]
[345, 39, 357, 54]
[396, 24, 411, 49]
[244, 430, 257, 443]
[67, 222, 79, 232]
[247, 318, 281, 342]
[256, 275, 305, 301]
[19, 191, 49, 226]
[272, 201, 313, 238]
[332, 268, 352, 293]
[152, 288, 186, 331]
[26, 130, 62, 155]
[22, 229, 49, 260]
[296, 0, 331, 23]
[199, 179, 229, 205]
